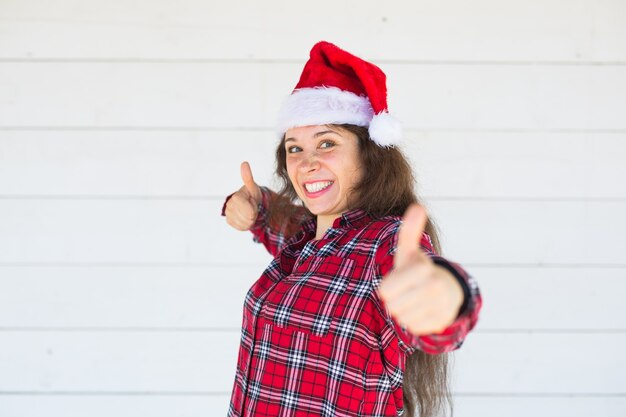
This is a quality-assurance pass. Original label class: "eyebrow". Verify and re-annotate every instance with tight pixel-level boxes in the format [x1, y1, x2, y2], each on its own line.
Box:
[285, 130, 339, 143]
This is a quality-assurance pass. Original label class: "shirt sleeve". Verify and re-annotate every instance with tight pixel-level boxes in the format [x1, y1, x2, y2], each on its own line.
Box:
[220, 186, 307, 257]
[372, 223, 483, 355]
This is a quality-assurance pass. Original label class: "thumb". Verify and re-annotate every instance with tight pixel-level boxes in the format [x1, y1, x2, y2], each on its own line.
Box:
[240, 161, 261, 201]
[394, 204, 428, 269]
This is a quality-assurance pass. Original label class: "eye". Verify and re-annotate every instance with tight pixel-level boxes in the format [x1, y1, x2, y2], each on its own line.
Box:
[287, 145, 302, 153]
[319, 140, 336, 149]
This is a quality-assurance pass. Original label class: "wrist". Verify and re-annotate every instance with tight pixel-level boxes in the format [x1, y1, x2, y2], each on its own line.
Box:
[434, 264, 464, 316]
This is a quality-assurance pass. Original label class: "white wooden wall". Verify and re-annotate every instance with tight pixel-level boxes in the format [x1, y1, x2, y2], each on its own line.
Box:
[1, 0, 625, 416]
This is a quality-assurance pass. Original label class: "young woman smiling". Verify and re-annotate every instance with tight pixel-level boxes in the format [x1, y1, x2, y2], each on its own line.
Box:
[284, 125, 363, 240]
[222, 41, 482, 417]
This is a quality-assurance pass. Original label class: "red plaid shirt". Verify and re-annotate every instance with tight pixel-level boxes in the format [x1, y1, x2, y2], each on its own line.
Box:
[222, 188, 482, 417]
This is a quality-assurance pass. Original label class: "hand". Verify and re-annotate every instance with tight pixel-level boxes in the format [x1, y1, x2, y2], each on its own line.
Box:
[224, 161, 263, 231]
[376, 204, 464, 335]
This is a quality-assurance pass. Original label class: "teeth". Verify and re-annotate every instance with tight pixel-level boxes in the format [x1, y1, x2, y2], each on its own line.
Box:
[305, 181, 333, 193]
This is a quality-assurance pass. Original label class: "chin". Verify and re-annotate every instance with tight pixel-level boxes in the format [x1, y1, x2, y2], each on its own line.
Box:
[302, 203, 326, 215]
[309, 204, 343, 216]
[304, 205, 325, 215]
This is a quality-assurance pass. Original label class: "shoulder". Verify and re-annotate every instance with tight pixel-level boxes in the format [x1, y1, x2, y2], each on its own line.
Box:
[354, 216, 403, 263]
[363, 215, 435, 258]
[361, 215, 403, 240]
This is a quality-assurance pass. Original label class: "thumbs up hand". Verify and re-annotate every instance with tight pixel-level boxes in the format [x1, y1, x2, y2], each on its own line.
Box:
[224, 161, 263, 231]
[376, 204, 465, 335]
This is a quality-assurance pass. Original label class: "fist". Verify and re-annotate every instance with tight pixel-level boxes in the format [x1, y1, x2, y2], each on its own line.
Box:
[224, 161, 263, 231]
[376, 204, 464, 335]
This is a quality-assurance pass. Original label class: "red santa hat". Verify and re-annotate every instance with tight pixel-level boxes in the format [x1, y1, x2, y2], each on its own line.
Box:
[276, 41, 402, 147]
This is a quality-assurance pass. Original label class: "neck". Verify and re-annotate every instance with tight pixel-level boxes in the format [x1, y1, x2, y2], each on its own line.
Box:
[315, 214, 339, 240]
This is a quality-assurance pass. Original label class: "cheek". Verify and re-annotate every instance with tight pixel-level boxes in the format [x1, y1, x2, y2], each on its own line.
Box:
[344, 161, 364, 192]
[329, 155, 359, 185]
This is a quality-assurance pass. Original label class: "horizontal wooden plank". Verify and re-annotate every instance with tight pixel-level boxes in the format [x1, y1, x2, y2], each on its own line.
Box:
[405, 131, 626, 199]
[1, 130, 625, 199]
[0, 130, 279, 199]
[0, 0, 624, 61]
[0, 395, 226, 417]
[2, 63, 626, 129]
[454, 396, 626, 417]
[0, 199, 272, 265]
[472, 267, 626, 330]
[0, 331, 239, 392]
[0, 200, 624, 265]
[0, 266, 624, 330]
[1, 394, 625, 417]
[0, 265, 262, 329]
[452, 332, 626, 394]
[430, 199, 626, 265]
[0, 332, 623, 394]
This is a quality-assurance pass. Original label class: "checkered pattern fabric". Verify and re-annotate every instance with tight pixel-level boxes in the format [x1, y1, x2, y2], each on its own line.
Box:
[222, 187, 482, 416]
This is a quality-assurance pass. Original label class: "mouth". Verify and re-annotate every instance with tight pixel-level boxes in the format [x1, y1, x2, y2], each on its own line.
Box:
[303, 180, 334, 197]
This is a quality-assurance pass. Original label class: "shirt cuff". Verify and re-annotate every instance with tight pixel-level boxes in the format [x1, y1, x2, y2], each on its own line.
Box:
[220, 193, 235, 216]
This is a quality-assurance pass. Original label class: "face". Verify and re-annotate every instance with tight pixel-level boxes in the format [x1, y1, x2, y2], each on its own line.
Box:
[284, 125, 363, 219]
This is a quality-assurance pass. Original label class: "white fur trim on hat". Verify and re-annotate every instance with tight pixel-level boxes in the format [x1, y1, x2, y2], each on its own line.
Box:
[276, 86, 403, 147]
[277, 86, 373, 132]
[368, 112, 403, 147]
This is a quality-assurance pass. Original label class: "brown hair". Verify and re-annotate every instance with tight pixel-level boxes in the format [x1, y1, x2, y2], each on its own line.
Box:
[268, 124, 453, 417]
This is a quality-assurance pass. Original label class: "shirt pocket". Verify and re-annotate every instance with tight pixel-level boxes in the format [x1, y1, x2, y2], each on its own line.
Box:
[260, 255, 356, 337]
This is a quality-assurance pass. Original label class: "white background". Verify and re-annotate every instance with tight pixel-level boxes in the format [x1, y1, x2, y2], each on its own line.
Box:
[1, 0, 625, 416]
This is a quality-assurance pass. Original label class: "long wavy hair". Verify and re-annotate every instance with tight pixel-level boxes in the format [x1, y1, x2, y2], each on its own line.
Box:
[267, 124, 453, 417]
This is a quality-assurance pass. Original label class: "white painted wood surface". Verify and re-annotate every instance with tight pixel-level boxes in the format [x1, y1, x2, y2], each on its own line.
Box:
[1, 200, 625, 265]
[1, 0, 625, 415]
[0, 396, 625, 417]
[1, 266, 624, 330]
[1, 0, 624, 61]
[2, 63, 626, 129]
[0, 332, 624, 393]
[1, 131, 625, 198]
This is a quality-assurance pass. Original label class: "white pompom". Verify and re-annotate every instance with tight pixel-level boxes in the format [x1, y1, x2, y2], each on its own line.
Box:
[368, 112, 403, 147]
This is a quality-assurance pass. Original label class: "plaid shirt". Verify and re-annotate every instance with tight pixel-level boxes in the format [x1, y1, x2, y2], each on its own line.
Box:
[222, 187, 482, 417]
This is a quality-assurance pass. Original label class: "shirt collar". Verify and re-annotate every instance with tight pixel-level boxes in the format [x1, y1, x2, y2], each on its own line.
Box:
[299, 208, 375, 237]
[333, 207, 373, 229]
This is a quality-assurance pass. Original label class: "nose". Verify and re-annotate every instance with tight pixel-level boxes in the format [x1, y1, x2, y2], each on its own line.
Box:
[299, 150, 321, 173]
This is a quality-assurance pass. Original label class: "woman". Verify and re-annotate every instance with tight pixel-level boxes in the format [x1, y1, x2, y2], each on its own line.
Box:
[222, 41, 482, 417]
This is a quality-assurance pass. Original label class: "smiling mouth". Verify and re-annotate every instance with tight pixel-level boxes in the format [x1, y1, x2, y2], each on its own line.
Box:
[304, 181, 334, 193]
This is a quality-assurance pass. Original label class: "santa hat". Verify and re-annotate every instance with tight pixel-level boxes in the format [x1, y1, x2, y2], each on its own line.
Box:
[276, 41, 402, 147]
